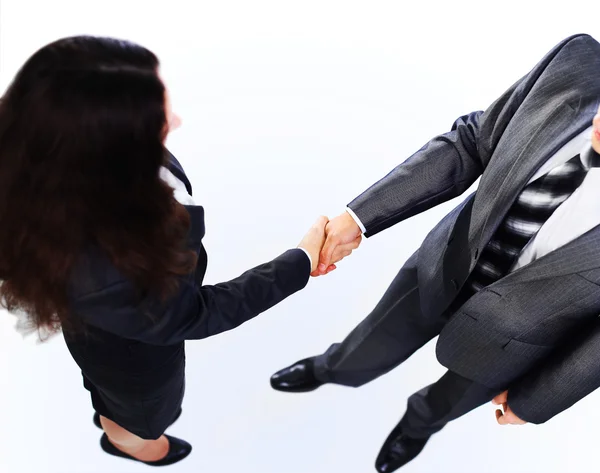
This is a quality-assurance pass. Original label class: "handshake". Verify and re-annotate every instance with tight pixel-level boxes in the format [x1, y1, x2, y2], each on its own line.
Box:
[298, 211, 363, 277]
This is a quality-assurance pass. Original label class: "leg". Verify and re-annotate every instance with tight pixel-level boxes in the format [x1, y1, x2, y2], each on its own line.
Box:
[375, 370, 500, 472]
[314, 251, 448, 387]
[399, 370, 500, 438]
[100, 416, 169, 462]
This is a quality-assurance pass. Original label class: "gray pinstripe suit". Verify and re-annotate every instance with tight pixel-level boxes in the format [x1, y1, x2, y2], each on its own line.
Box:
[313, 33, 600, 435]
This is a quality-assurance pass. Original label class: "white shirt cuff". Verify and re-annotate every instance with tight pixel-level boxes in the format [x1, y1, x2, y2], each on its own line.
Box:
[297, 247, 313, 270]
[345, 207, 367, 234]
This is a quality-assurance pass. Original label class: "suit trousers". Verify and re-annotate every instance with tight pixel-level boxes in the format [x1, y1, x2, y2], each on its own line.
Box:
[313, 251, 500, 437]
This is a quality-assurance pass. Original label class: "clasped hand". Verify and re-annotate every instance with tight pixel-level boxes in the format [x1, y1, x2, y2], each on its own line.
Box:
[298, 211, 363, 276]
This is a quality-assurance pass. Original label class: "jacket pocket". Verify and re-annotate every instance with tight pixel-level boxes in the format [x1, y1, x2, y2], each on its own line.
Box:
[503, 338, 554, 358]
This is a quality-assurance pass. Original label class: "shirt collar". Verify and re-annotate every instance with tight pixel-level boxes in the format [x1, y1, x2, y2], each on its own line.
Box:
[581, 145, 600, 170]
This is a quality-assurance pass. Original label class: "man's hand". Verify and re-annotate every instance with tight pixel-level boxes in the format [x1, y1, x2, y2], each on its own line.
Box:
[492, 391, 527, 425]
[313, 211, 363, 277]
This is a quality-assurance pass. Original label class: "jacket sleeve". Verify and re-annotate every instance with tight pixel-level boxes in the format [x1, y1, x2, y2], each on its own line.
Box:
[349, 34, 591, 237]
[71, 248, 311, 345]
[507, 317, 600, 425]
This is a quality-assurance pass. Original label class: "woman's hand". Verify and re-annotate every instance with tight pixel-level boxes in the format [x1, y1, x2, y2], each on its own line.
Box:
[298, 216, 329, 273]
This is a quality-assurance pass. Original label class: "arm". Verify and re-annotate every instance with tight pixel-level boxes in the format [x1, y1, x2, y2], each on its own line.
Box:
[72, 248, 312, 346]
[350, 34, 590, 237]
[507, 317, 600, 424]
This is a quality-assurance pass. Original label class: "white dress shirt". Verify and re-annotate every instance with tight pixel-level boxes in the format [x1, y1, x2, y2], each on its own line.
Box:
[347, 126, 599, 272]
[161, 167, 313, 268]
[513, 126, 597, 270]
[159, 167, 196, 206]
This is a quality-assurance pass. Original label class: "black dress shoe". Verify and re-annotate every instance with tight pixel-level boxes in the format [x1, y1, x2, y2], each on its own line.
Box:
[375, 423, 429, 473]
[270, 357, 324, 393]
[93, 408, 183, 430]
[100, 433, 192, 466]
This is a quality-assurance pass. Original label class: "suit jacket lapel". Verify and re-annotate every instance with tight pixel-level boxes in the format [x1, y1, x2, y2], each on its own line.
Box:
[184, 205, 206, 246]
[185, 204, 208, 283]
[470, 95, 600, 261]
[476, 96, 600, 284]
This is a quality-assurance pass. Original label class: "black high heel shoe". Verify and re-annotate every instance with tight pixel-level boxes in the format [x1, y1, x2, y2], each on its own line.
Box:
[100, 433, 192, 466]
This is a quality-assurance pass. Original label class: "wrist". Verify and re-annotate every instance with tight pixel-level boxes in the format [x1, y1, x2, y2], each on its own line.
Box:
[344, 207, 365, 234]
[296, 246, 315, 272]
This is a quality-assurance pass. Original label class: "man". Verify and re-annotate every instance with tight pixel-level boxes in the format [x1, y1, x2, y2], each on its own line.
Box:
[270, 33, 600, 472]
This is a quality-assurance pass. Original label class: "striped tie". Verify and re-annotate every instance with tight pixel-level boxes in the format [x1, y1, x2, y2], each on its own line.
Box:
[466, 154, 588, 293]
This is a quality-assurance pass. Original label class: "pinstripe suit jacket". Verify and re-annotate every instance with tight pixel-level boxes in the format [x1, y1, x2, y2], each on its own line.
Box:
[348, 33, 600, 424]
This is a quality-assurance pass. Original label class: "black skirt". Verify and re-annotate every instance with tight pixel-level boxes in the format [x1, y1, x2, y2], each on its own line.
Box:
[64, 326, 186, 440]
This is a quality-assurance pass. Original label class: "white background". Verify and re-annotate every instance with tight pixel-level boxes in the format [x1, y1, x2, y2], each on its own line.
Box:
[0, 1, 598, 472]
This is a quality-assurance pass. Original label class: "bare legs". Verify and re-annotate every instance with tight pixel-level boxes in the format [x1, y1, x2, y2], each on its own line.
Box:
[99, 416, 169, 462]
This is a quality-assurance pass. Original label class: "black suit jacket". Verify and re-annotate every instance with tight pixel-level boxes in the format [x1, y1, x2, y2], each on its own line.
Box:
[64, 152, 310, 438]
[68, 151, 311, 344]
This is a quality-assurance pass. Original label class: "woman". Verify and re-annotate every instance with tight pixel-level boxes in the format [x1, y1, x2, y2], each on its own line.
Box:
[0, 36, 360, 466]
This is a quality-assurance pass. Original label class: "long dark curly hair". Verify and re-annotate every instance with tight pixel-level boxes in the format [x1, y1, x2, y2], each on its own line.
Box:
[0, 36, 197, 337]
